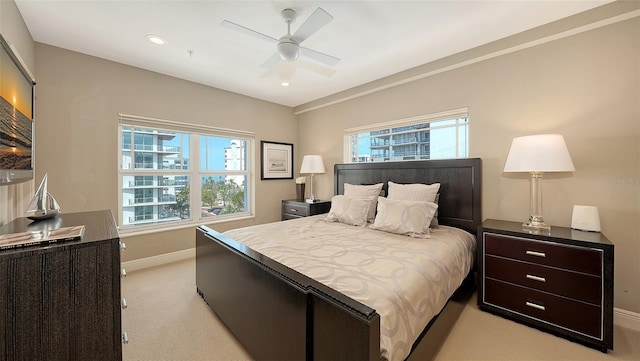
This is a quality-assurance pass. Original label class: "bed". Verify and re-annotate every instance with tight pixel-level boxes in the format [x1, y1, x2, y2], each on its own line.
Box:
[196, 158, 482, 361]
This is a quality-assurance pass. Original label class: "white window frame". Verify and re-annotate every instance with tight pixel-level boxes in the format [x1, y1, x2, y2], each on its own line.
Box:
[343, 108, 469, 163]
[117, 114, 255, 235]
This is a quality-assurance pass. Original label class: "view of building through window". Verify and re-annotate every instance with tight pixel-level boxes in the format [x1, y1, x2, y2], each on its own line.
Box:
[119, 124, 251, 229]
[347, 112, 468, 163]
[199, 136, 248, 219]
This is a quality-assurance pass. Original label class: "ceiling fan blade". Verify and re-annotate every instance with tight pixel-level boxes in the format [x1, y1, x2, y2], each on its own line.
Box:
[290, 7, 333, 44]
[300, 46, 340, 67]
[260, 53, 281, 69]
[221, 20, 278, 44]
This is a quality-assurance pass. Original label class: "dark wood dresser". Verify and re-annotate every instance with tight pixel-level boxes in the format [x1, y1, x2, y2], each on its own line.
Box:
[477, 219, 614, 352]
[281, 199, 331, 220]
[0, 210, 123, 361]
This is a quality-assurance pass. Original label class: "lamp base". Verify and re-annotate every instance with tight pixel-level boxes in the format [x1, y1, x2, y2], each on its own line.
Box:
[522, 220, 551, 231]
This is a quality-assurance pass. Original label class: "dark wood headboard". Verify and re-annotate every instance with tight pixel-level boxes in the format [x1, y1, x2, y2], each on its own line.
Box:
[334, 158, 482, 234]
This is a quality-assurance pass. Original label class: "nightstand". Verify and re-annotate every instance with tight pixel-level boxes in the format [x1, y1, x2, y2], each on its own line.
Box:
[477, 219, 614, 352]
[281, 199, 331, 220]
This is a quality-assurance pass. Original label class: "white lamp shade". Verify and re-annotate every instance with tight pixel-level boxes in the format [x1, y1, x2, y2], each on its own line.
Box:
[504, 134, 575, 173]
[300, 155, 325, 174]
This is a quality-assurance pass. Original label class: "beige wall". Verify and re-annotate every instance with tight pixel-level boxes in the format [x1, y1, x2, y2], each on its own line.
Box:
[296, 15, 640, 312]
[0, 0, 35, 225]
[33, 44, 298, 261]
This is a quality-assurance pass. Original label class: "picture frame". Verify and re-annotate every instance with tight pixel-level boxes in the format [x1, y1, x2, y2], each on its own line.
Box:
[261, 141, 293, 180]
[0, 33, 35, 185]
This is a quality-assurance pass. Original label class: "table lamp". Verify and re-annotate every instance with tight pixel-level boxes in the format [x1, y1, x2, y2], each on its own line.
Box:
[503, 134, 575, 230]
[300, 155, 325, 203]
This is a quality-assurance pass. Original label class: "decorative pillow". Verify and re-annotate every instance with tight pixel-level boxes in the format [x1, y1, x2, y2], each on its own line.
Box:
[387, 181, 440, 202]
[369, 197, 438, 238]
[344, 183, 384, 222]
[325, 195, 374, 227]
[388, 181, 441, 227]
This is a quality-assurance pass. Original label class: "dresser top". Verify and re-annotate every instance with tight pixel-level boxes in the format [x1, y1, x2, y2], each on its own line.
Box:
[0, 210, 119, 254]
[481, 218, 613, 247]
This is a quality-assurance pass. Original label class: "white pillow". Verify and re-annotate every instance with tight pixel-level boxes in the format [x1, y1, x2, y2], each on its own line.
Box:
[388, 181, 441, 227]
[369, 197, 438, 238]
[344, 183, 384, 222]
[387, 181, 440, 202]
[325, 195, 374, 227]
[431, 193, 440, 227]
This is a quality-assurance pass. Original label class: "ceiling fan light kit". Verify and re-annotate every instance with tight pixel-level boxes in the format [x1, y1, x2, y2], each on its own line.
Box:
[277, 37, 299, 61]
[222, 7, 340, 67]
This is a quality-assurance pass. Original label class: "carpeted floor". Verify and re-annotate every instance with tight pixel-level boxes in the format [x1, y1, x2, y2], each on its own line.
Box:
[122, 258, 640, 361]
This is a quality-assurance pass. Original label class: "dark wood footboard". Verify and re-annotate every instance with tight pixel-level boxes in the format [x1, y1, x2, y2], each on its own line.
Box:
[196, 226, 380, 361]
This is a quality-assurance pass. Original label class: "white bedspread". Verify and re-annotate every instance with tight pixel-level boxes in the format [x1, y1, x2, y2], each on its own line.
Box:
[224, 215, 476, 361]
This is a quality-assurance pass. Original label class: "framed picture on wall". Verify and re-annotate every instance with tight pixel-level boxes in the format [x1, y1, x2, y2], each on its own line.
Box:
[0, 33, 35, 185]
[261, 141, 293, 180]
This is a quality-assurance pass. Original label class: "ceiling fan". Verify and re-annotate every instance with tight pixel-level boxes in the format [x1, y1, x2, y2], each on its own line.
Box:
[222, 7, 340, 68]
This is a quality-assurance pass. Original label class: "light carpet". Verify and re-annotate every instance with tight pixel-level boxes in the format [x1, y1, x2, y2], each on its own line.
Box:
[122, 258, 640, 361]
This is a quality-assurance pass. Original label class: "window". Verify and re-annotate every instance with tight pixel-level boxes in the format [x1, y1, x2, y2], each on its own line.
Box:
[344, 108, 469, 163]
[118, 114, 254, 231]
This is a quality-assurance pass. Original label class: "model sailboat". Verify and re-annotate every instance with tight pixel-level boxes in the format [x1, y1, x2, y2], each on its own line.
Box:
[25, 173, 60, 220]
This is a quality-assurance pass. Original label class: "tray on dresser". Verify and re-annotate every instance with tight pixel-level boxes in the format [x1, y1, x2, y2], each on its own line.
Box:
[0, 225, 84, 250]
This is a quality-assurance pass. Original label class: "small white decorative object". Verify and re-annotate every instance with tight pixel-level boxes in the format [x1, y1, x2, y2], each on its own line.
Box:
[571, 205, 601, 232]
[25, 173, 60, 221]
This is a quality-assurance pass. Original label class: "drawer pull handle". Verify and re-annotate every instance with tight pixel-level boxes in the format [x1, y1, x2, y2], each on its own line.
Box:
[290, 208, 297, 212]
[526, 301, 546, 311]
[526, 250, 546, 258]
[121, 298, 128, 309]
[122, 332, 129, 344]
[526, 274, 546, 282]
[121, 268, 127, 278]
[120, 242, 126, 251]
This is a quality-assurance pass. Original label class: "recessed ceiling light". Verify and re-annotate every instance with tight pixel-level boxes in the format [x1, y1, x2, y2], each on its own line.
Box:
[281, 82, 290, 87]
[145, 34, 166, 45]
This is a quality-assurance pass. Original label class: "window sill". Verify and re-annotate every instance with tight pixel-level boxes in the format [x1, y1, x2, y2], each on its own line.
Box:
[118, 214, 255, 238]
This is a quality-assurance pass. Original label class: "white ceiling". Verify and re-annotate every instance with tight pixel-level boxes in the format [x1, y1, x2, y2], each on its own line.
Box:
[15, 0, 612, 108]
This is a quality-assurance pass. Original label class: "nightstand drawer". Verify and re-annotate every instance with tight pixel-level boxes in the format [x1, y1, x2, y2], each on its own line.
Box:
[484, 234, 602, 276]
[484, 278, 602, 339]
[282, 212, 304, 220]
[485, 255, 602, 305]
[283, 203, 310, 217]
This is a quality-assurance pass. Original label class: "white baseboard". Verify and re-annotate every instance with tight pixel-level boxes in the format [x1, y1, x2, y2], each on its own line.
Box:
[615, 307, 640, 332]
[122, 247, 195, 273]
[122, 248, 640, 332]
